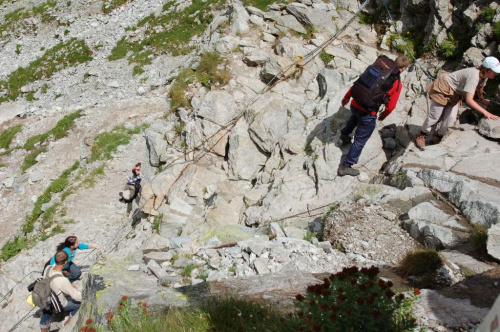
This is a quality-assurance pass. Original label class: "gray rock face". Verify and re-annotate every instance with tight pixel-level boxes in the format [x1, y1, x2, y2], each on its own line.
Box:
[479, 118, 500, 139]
[487, 224, 500, 260]
[276, 15, 307, 34]
[228, 122, 267, 180]
[248, 108, 288, 153]
[413, 289, 489, 331]
[419, 170, 500, 227]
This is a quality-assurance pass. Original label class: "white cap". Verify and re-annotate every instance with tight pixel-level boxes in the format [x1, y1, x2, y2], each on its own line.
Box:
[483, 56, 500, 73]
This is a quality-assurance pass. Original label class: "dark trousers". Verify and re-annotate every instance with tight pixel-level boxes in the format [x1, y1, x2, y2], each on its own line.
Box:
[341, 105, 377, 167]
[64, 262, 82, 283]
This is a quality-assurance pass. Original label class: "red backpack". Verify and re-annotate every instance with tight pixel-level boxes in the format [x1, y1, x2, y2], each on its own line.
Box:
[350, 55, 400, 111]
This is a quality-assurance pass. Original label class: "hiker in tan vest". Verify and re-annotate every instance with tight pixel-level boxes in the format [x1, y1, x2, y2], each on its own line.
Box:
[415, 57, 500, 149]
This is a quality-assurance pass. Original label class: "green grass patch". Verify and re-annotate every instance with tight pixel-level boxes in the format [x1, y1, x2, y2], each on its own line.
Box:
[0, 124, 22, 149]
[242, 0, 289, 11]
[0, 0, 57, 40]
[90, 123, 149, 161]
[24, 161, 79, 234]
[108, 0, 222, 71]
[102, 0, 131, 14]
[83, 164, 105, 188]
[24, 109, 82, 150]
[1, 237, 27, 261]
[168, 52, 230, 110]
[319, 50, 334, 67]
[21, 146, 47, 172]
[181, 263, 199, 278]
[0, 38, 92, 103]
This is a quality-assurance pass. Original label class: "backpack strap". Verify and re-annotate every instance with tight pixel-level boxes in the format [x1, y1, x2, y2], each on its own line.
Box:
[45, 266, 64, 283]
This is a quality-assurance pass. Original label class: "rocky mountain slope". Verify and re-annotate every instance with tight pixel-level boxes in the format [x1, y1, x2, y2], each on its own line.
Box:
[1, 0, 500, 331]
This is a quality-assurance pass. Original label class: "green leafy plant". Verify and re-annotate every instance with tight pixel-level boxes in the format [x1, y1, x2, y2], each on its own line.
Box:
[304, 230, 317, 243]
[480, 7, 496, 22]
[289, 266, 418, 331]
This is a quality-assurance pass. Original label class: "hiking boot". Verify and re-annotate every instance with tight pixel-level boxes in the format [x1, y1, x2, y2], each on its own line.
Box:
[432, 135, 443, 145]
[337, 164, 360, 177]
[415, 134, 426, 150]
[339, 134, 352, 146]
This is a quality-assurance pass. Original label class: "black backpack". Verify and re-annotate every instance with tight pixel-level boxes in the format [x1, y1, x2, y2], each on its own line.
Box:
[350, 55, 400, 111]
[28, 266, 64, 312]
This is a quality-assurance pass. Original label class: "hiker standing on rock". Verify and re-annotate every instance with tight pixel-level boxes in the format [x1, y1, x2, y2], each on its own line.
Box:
[415, 56, 500, 149]
[337, 55, 410, 177]
[40, 251, 82, 332]
[46, 236, 101, 283]
[119, 162, 142, 202]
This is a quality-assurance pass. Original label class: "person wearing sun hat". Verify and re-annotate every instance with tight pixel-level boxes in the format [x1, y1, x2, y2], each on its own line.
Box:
[415, 56, 500, 149]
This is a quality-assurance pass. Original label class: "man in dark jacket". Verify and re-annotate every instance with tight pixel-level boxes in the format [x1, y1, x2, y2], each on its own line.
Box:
[337, 55, 410, 176]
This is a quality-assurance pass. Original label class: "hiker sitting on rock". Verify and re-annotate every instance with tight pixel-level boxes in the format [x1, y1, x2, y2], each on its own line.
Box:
[119, 162, 142, 203]
[40, 250, 82, 332]
[46, 236, 101, 283]
[415, 56, 500, 149]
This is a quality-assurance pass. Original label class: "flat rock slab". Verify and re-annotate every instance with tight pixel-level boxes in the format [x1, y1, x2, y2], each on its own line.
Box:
[209, 270, 320, 309]
[413, 289, 489, 330]
[440, 250, 493, 274]
[451, 152, 500, 186]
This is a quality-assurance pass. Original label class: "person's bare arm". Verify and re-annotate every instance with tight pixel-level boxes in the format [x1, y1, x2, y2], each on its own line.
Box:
[465, 93, 499, 120]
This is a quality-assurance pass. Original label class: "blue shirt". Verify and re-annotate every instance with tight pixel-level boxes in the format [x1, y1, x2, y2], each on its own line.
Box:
[49, 242, 89, 269]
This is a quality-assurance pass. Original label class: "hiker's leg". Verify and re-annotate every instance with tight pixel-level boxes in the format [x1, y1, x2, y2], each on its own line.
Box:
[437, 103, 459, 137]
[421, 100, 445, 135]
[39, 309, 52, 331]
[343, 111, 376, 167]
[64, 300, 81, 325]
[65, 262, 82, 282]
[340, 108, 359, 136]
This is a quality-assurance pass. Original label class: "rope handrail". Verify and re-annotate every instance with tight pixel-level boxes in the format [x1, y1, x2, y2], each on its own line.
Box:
[2, 2, 375, 329]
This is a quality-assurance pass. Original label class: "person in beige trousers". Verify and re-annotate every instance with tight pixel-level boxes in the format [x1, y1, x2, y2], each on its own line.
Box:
[416, 56, 500, 149]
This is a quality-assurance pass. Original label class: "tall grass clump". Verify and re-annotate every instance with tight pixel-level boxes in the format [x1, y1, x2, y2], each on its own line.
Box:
[470, 224, 488, 257]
